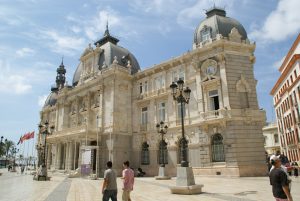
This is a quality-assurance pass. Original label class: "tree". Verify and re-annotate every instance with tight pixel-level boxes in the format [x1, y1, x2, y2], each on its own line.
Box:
[4, 140, 15, 167]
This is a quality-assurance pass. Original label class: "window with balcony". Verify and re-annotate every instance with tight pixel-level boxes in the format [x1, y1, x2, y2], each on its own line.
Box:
[141, 142, 150, 165]
[158, 102, 166, 122]
[211, 134, 225, 162]
[139, 81, 148, 94]
[155, 75, 165, 90]
[209, 90, 219, 111]
[172, 68, 185, 82]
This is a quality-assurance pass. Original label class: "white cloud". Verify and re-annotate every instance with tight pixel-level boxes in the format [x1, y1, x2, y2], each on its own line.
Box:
[0, 59, 56, 95]
[16, 47, 35, 57]
[249, 0, 300, 42]
[40, 29, 86, 55]
[84, 9, 121, 40]
[38, 94, 48, 107]
[0, 61, 32, 94]
[70, 26, 81, 34]
[177, 0, 236, 28]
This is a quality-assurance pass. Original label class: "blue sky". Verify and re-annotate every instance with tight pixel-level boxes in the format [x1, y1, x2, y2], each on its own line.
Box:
[0, 0, 300, 148]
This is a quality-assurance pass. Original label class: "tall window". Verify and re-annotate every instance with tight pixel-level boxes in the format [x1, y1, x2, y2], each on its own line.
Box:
[139, 83, 143, 94]
[139, 81, 148, 94]
[141, 107, 148, 125]
[155, 75, 165, 90]
[141, 142, 150, 165]
[211, 134, 225, 162]
[274, 134, 279, 143]
[172, 68, 185, 82]
[158, 102, 166, 122]
[201, 26, 211, 42]
[209, 90, 219, 110]
[178, 69, 185, 81]
[144, 81, 148, 93]
[177, 102, 185, 119]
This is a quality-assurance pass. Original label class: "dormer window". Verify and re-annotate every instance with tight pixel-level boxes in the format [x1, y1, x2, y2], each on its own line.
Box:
[201, 26, 211, 42]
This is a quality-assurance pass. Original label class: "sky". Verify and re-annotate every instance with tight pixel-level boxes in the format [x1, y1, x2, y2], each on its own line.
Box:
[0, 0, 300, 150]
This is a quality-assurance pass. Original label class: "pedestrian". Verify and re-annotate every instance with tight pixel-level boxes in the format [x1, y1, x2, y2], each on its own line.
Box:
[21, 165, 25, 174]
[291, 161, 298, 177]
[121, 161, 134, 201]
[102, 161, 118, 201]
[269, 155, 293, 201]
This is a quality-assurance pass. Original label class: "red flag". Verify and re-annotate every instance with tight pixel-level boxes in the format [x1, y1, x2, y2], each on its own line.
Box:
[29, 131, 34, 139]
[22, 132, 30, 141]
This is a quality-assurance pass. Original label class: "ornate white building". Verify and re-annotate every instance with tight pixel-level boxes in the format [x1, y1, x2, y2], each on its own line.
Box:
[262, 122, 280, 155]
[39, 8, 266, 177]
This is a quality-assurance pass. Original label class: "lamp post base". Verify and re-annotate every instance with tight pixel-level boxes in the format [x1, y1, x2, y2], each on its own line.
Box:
[169, 167, 204, 195]
[155, 166, 171, 180]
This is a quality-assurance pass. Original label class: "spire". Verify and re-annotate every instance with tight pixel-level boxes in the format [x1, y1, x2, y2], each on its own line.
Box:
[94, 22, 119, 46]
[55, 58, 66, 90]
[104, 20, 109, 36]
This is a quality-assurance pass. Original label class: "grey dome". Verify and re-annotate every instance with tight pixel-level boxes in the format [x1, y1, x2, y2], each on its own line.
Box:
[97, 42, 140, 73]
[43, 91, 57, 108]
[72, 28, 140, 86]
[194, 8, 247, 45]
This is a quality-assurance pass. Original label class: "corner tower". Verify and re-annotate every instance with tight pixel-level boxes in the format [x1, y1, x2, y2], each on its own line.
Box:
[189, 7, 266, 176]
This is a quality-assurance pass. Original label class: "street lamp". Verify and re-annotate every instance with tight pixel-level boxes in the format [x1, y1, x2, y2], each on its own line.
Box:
[170, 78, 191, 167]
[155, 121, 171, 180]
[156, 121, 168, 167]
[36, 142, 44, 167]
[38, 120, 55, 178]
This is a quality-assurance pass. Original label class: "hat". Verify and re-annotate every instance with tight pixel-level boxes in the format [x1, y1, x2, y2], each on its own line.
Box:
[270, 155, 280, 162]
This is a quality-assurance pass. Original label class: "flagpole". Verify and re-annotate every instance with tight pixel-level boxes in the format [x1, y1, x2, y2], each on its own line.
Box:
[22, 138, 25, 166]
[32, 132, 35, 169]
[26, 138, 30, 168]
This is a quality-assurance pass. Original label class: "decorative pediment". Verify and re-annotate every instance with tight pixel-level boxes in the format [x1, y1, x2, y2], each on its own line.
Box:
[236, 74, 251, 92]
[229, 27, 242, 43]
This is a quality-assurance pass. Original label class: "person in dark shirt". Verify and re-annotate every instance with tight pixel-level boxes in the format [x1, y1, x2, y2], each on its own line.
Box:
[269, 155, 293, 201]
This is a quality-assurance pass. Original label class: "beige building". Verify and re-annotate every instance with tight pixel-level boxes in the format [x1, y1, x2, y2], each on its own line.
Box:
[262, 122, 280, 155]
[271, 34, 300, 162]
[38, 8, 266, 177]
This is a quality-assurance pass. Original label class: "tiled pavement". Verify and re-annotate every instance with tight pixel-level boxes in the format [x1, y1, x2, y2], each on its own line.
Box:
[1, 168, 300, 201]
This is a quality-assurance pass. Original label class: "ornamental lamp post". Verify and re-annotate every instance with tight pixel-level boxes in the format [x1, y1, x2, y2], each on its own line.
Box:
[170, 78, 191, 167]
[38, 120, 55, 179]
[156, 121, 168, 167]
[155, 121, 171, 180]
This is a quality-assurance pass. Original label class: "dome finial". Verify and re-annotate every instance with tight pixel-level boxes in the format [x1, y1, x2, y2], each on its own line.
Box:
[61, 56, 64, 65]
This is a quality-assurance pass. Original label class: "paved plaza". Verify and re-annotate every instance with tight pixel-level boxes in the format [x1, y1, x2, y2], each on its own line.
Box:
[0, 168, 300, 201]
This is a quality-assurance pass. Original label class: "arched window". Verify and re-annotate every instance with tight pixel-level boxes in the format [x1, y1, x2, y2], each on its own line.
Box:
[141, 142, 150, 165]
[158, 140, 168, 165]
[211, 134, 225, 162]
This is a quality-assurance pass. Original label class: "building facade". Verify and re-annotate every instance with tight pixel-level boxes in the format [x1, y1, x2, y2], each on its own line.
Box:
[271, 34, 300, 162]
[262, 122, 280, 155]
[38, 8, 266, 177]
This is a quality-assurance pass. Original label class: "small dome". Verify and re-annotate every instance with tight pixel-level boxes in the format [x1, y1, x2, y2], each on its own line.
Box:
[194, 8, 247, 46]
[43, 91, 57, 108]
[72, 27, 140, 86]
